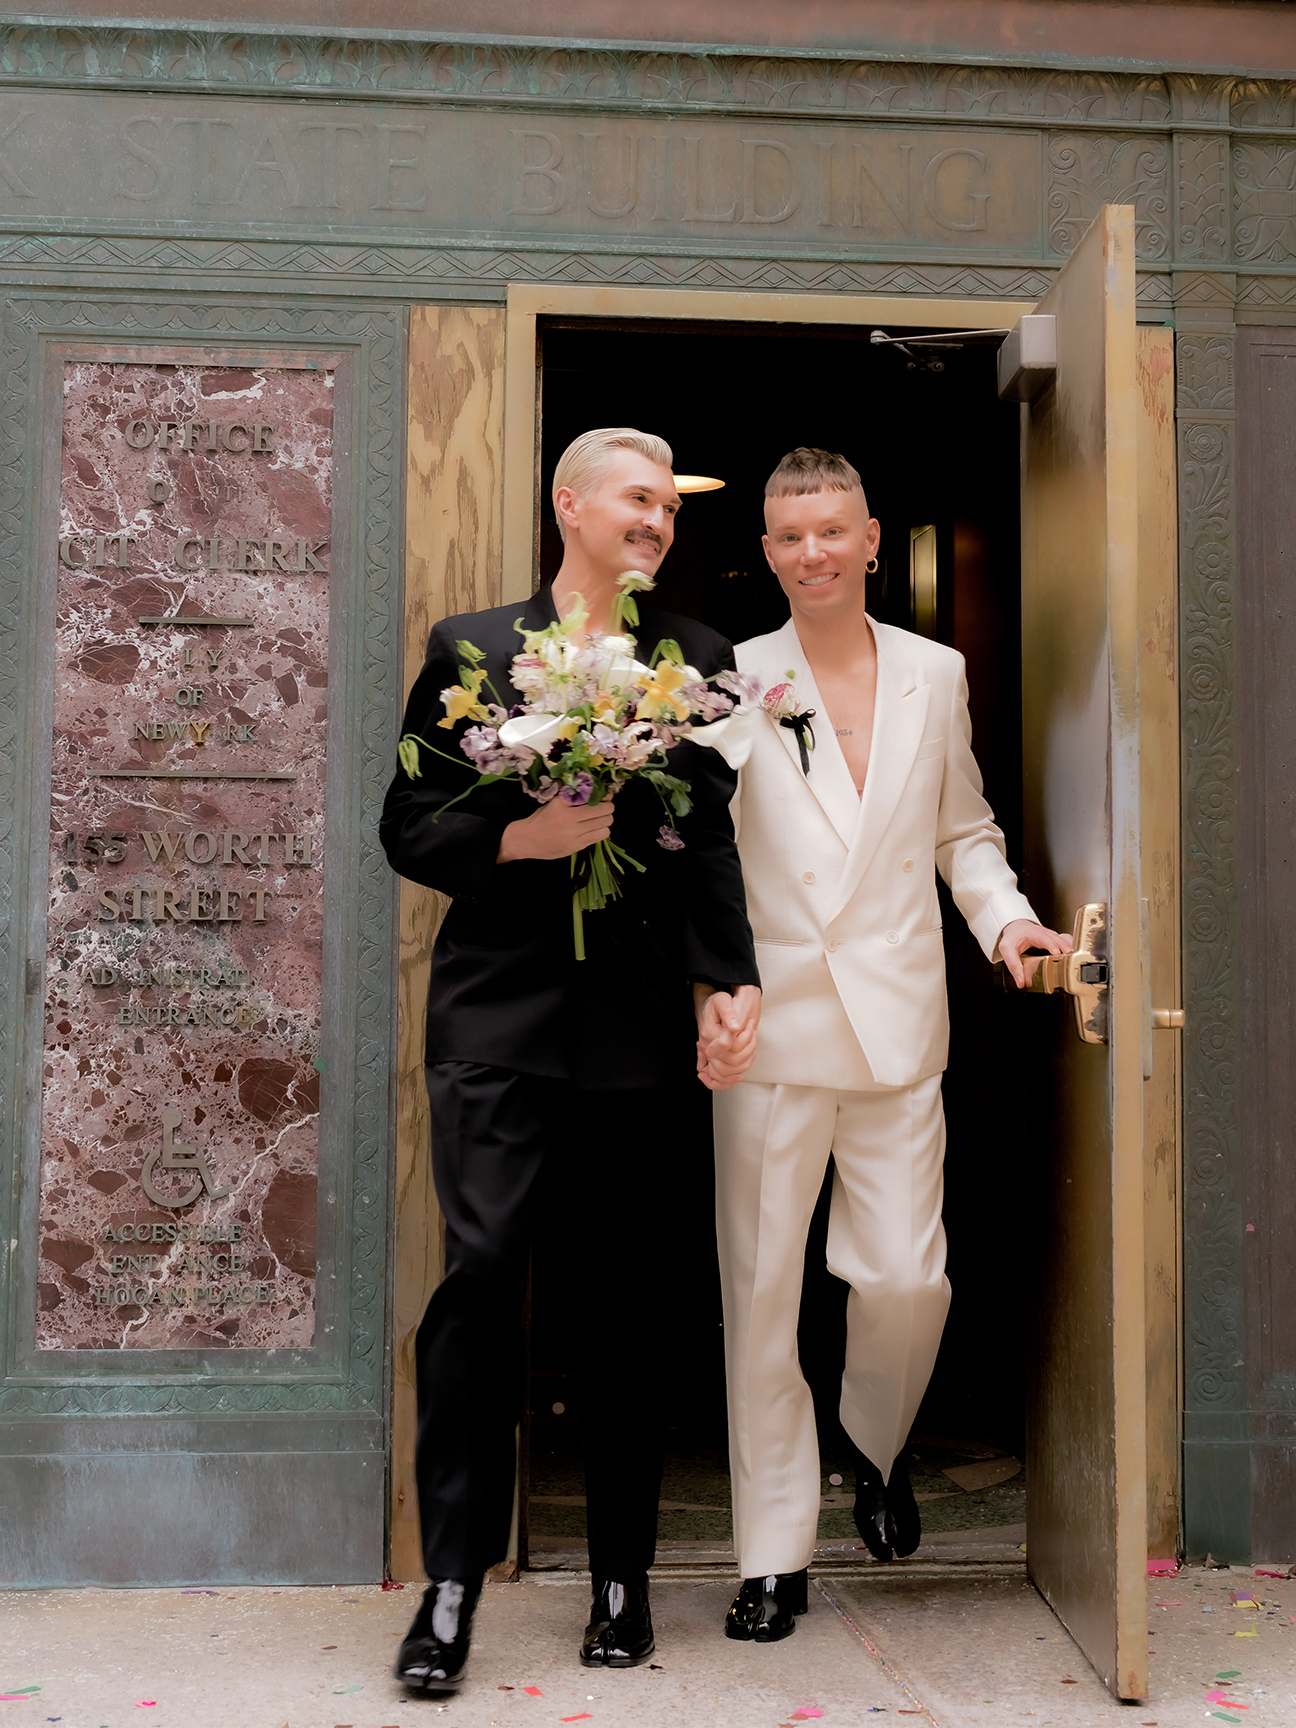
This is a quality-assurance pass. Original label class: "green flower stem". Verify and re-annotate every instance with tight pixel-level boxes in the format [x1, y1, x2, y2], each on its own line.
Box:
[567, 837, 646, 960]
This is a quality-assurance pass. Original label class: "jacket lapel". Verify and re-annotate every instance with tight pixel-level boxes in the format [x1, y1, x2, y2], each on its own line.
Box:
[831, 623, 931, 917]
[761, 620, 859, 849]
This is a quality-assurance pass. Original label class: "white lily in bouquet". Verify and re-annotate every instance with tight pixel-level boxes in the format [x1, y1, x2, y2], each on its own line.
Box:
[397, 571, 756, 959]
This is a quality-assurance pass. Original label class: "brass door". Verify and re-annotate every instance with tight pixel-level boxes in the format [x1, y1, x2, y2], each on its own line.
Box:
[1020, 204, 1149, 1700]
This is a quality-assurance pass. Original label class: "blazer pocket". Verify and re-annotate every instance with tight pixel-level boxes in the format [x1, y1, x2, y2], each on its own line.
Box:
[915, 736, 947, 761]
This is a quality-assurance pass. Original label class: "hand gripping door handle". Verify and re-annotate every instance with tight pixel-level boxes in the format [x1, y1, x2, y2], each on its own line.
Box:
[999, 902, 1109, 1044]
[999, 901, 1185, 1049]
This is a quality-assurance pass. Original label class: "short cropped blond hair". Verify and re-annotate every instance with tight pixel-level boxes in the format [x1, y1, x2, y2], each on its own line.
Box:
[552, 427, 674, 542]
[765, 446, 864, 499]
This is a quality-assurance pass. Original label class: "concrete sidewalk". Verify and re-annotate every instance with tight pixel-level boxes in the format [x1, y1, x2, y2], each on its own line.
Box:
[1, 1563, 1292, 1728]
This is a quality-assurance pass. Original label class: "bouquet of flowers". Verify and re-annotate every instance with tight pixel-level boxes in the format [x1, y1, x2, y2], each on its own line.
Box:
[397, 572, 754, 959]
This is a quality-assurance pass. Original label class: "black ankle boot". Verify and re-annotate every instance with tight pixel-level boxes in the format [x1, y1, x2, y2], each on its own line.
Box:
[394, 1575, 481, 1692]
[886, 1452, 922, 1558]
[580, 1577, 655, 1667]
[852, 1448, 921, 1562]
[724, 1569, 809, 1642]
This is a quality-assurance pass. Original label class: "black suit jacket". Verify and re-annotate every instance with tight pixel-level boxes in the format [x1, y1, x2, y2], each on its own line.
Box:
[380, 586, 760, 1089]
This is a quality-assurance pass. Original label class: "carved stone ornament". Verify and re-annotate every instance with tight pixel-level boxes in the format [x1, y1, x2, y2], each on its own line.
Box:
[1177, 330, 1243, 1415]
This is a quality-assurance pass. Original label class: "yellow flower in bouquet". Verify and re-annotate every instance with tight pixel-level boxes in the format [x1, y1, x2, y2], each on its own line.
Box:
[636, 658, 693, 724]
[437, 668, 491, 729]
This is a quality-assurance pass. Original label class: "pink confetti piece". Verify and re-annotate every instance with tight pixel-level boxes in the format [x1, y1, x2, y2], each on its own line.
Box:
[793, 1713, 826, 1722]
[523, 1686, 542, 1697]
[1256, 1569, 1289, 1579]
[1147, 1558, 1178, 1576]
[1155, 1600, 1182, 1607]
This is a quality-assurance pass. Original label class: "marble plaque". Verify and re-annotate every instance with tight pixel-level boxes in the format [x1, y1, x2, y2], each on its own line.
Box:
[36, 354, 337, 1349]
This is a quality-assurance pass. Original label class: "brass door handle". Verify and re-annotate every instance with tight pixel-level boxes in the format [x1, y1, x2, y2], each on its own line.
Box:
[1000, 902, 1108, 1044]
[1152, 1008, 1185, 1029]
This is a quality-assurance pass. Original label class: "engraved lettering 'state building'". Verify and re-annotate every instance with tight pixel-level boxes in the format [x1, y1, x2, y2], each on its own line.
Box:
[39, 358, 332, 1348]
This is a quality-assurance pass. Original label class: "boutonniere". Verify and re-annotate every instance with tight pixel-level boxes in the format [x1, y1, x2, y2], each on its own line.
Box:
[762, 677, 817, 775]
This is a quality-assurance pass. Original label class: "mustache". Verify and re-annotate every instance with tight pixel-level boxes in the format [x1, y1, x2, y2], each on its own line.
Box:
[625, 528, 662, 551]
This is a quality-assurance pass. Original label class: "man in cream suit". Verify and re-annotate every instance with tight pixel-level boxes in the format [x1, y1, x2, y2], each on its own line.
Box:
[708, 448, 1071, 1643]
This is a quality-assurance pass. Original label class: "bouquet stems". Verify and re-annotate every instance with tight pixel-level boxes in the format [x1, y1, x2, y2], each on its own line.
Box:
[569, 837, 645, 961]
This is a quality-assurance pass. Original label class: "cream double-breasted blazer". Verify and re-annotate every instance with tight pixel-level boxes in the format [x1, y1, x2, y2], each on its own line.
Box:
[734, 616, 1037, 1089]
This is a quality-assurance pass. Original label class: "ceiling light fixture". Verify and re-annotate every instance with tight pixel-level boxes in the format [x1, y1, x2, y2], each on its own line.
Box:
[673, 475, 725, 493]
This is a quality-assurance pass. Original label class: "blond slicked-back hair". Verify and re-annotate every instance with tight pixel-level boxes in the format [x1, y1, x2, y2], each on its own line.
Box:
[552, 427, 674, 542]
[765, 446, 864, 500]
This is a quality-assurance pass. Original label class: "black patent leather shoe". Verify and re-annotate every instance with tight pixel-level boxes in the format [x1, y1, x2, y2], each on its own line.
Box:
[853, 1449, 921, 1562]
[394, 1575, 481, 1693]
[724, 1568, 808, 1642]
[580, 1577, 655, 1667]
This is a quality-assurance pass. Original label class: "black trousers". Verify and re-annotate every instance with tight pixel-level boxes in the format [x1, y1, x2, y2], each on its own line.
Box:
[415, 1061, 674, 1582]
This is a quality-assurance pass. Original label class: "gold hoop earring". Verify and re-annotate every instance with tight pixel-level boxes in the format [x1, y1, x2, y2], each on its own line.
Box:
[866, 557, 879, 574]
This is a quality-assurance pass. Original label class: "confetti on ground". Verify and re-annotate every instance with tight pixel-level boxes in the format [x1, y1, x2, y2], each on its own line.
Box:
[332, 1684, 364, 1695]
[793, 1711, 824, 1721]
[381, 1581, 405, 1591]
[1256, 1570, 1289, 1579]
[181, 1590, 219, 1596]
[321, 1645, 338, 1650]
[1155, 1601, 1182, 1607]
[1215, 1670, 1242, 1679]
[1147, 1558, 1179, 1576]
[560, 1716, 593, 1723]
[1230, 1592, 1257, 1606]
[523, 1686, 543, 1697]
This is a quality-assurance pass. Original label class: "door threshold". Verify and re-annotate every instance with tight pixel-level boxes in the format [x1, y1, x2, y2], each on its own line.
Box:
[523, 1559, 1028, 1583]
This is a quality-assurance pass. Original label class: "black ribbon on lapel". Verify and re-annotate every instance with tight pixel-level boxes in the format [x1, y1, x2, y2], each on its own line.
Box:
[779, 709, 817, 775]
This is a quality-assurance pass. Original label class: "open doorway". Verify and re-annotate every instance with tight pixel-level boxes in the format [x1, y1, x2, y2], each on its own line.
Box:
[524, 316, 1030, 1570]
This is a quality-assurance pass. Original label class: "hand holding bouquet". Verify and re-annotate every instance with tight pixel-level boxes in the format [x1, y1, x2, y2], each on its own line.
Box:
[398, 572, 754, 959]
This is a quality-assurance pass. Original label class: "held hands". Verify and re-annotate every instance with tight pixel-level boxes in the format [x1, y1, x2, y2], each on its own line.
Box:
[497, 795, 614, 863]
[694, 983, 762, 1091]
[998, 918, 1074, 988]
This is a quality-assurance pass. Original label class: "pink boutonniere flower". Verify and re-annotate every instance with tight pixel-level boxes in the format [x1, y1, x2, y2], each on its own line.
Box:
[761, 679, 817, 774]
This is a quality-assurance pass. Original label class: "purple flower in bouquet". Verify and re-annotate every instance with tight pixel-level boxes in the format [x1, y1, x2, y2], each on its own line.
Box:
[560, 771, 594, 806]
[656, 824, 685, 851]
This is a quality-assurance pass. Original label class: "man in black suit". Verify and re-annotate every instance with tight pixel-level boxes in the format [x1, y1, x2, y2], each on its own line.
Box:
[381, 427, 761, 1693]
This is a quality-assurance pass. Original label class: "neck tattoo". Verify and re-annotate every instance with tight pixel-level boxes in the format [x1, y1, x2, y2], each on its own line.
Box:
[835, 728, 853, 736]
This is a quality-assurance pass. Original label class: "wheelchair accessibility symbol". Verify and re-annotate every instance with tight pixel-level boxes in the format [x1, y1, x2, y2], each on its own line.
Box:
[140, 1107, 229, 1209]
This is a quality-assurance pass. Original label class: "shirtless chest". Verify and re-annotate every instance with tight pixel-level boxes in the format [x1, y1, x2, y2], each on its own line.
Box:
[811, 655, 878, 795]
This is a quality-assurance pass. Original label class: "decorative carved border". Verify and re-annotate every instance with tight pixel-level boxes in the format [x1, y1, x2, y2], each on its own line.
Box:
[0, 29, 1285, 138]
[0, 33, 1182, 125]
[0, 295, 400, 1418]
[1176, 330, 1245, 1419]
[0, 230, 1071, 302]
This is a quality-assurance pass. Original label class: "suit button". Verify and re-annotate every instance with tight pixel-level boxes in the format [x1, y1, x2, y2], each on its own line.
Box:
[803, 870, 816, 884]
[886, 930, 899, 944]
[902, 859, 914, 873]
[826, 938, 840, 953]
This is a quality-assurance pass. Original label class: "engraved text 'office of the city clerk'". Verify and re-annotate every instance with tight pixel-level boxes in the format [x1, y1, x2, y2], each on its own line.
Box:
[36, 356, 335, 1350]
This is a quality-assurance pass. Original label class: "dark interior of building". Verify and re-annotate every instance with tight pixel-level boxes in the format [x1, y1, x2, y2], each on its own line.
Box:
[524, 318, 1032, 1567]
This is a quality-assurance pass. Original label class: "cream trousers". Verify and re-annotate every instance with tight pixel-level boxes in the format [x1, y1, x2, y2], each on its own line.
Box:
[713, 1076, 951, 1578]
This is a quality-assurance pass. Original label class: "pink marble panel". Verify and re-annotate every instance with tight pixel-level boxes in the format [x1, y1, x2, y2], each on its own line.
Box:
[37, 358, 335, 1349]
